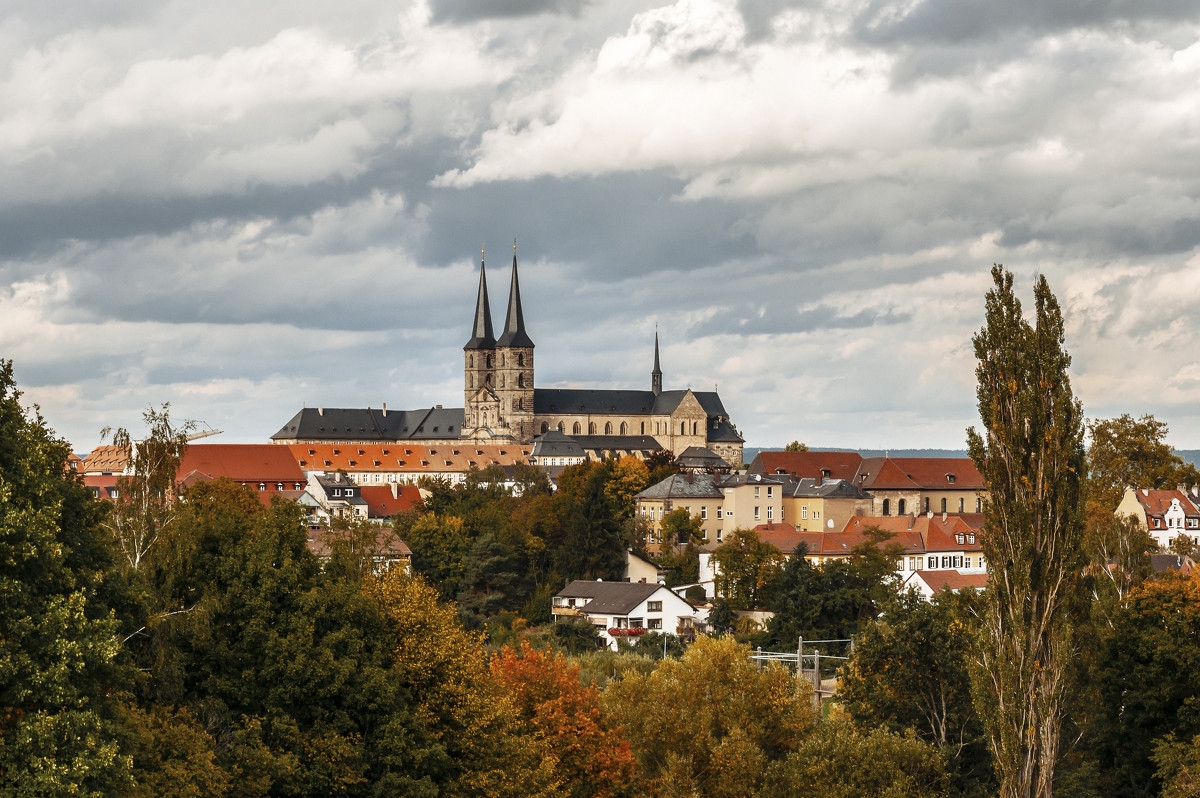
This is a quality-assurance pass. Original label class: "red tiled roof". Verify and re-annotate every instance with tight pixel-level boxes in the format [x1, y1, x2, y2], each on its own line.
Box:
[178, 444, 306, 483]
[284, 442, 532, 474]
[752, 451, 863, 481]
[1132, 489, 1200, 519]
[909, 570, 988, 593]
[358, 485, 423, 519]
[81, 445, 129, 474]
[749, 524, 811, 555]
[854, 457, 985, 491]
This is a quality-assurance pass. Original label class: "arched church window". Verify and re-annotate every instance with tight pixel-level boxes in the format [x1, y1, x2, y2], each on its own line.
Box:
[541, 422, 549, 434]
[518, 374, 525, 388]
[517, 354, 524, 367]
[605, 422, 612, 435]
[573, 422, 581, 435]
[898, 499, 906, 515]
[883, 499, 891, 516]
[468, 354, 473, 368]
[486, 374, 492, 386]
[640, 422, 645, 434]
[589, 422, 597, 435]
[558, 422, 565, 433]
[486, 354, 493, 368]
[692, 421, 697, 435]
[620, 422, 628, 435]
[681, 422, 686, 435]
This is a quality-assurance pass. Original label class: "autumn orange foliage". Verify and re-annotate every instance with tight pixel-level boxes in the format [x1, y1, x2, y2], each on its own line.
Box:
[491, 641, 636, 798]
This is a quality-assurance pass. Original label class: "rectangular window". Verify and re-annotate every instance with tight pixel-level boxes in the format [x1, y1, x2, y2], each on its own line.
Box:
[754, 506, 760, 520]
[958, 498, 965, 512]
[767, 506, 774, 520]
[700, 506, 707, 520]
[647, 601, 662, 612]
[754, 486, 760, 498]
[629, 617, 642, 628]
[717, 528, 724, 542]
[813, 510, 820, 519]
[965, 557, 972, 568]
[648, 618, 662, 630]
[801, 506, 808, 519]
[767, 486, 773, 498]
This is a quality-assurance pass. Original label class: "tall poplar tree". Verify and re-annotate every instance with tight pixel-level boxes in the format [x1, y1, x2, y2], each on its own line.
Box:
[966, 266, 1086, 798]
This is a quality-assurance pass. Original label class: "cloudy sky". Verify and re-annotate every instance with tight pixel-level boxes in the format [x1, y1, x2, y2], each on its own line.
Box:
[4, 0, 1200, 453]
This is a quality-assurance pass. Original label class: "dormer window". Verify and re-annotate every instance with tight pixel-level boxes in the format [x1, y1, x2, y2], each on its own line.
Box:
[946, 474, 956, 484]
[955, 533, 965, 545]
[968, 533, 976, 544]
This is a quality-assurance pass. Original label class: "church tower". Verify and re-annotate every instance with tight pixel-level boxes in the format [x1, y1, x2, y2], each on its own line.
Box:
[651, 330, 663, 397]
[463, 250, 499, 436]
[495, 243, 535, 442]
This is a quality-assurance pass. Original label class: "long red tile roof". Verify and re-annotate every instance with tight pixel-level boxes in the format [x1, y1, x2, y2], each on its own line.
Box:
[752, 451, 863, 481]
[177, 444, 306, 483]
[854, 457, 985, 490]
[283, 442, 532, 474]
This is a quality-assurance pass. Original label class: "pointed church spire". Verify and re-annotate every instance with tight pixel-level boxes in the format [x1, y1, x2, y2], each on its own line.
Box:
[497, 240, 534, 348]
[652, 327, 663, 396]
[464, 246, 496, 350]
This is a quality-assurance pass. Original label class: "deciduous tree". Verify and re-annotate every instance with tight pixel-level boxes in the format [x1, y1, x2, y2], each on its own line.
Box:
[0, 360, 131, 794]
[966, 265, 1087, 798]
[603, 635, 816, 797]
[1087, 413, 1199, 525]
[102, 403, 195, 572]
[711, 528, 785, 610]
[492, 641, 635, 798]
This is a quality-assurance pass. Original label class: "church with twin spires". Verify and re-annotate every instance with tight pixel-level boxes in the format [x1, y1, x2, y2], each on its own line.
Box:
[272, 246, 743, 467]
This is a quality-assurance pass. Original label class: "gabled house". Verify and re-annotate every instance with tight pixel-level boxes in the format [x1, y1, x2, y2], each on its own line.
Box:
[903, 570, 988, 600]
[1115, 487, 1200, 549]
[552, 580, 697, 650]
[634, 472, 786, 550]
[851, 456, 986, 517]
[781, 477, 874, 533]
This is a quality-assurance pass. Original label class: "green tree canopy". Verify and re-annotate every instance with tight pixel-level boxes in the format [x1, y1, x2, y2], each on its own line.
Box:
[966, 265, 1087, 798]
[1087, 414, 1200, 523]
[0, 360, 131, 794]
[710, 528, 785, 611]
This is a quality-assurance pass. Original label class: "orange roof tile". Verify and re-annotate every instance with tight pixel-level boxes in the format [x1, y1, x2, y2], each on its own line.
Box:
[752, 451, 863, 481]
[854, 457, 985, 491]
[81, 445, 130, 474]
[177, 444, 305, 484]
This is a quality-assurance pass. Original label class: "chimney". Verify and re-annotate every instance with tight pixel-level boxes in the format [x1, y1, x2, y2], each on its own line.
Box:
[942, 511, 947, 522]
[318, 407, 324, 416]
[335, 472, 342, 483]
[382, 402, 387, 417]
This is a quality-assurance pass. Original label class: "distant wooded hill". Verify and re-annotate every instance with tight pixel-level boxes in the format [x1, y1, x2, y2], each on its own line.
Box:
[745, 448, 1200, 468]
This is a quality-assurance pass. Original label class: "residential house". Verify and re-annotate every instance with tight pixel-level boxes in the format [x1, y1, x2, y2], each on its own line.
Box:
[1115, 487, 1200, 549]
[851, 456, 986, 517]
[552, 580, 697, 650]
[903, 570, 989, 600]
[634, 472, 787, 550]
[305, 526, 413, 574]
[306, 473, 368, 521]
[781, 477, 874, 533]
[357, 483, 424, 521]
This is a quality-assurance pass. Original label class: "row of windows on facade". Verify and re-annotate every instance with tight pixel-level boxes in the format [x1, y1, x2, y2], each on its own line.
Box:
[468, 352, 527, 369]
[471, 372, 529, 388]
[640, 503, 798, 523]
[555, 598, 665, 614]
[905, 555, 984, 570]
[1155, 516, 1200, 529]
[880, 497, 983, 515]
[536, 419, 702, 436]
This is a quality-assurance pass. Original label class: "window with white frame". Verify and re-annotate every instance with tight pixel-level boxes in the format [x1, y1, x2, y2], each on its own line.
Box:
[801, 506, 808, 519]
[700, 506, 707, 519]
[647, 601, 662, 612]
[767, 506, 774, 520]
[767, 486, 773, 498]
[754, 506, 760, 520]
[754, 486, 760, 498]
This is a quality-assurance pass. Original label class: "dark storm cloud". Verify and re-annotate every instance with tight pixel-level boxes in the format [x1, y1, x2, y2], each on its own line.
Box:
[412, 173, 759, 277]
[430, 0, 590, 23]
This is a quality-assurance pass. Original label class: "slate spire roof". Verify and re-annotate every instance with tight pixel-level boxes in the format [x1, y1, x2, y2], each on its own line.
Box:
[497, 243, 534, 348]
[652, 329, 662, 396]
[464, 249, 496, 350]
